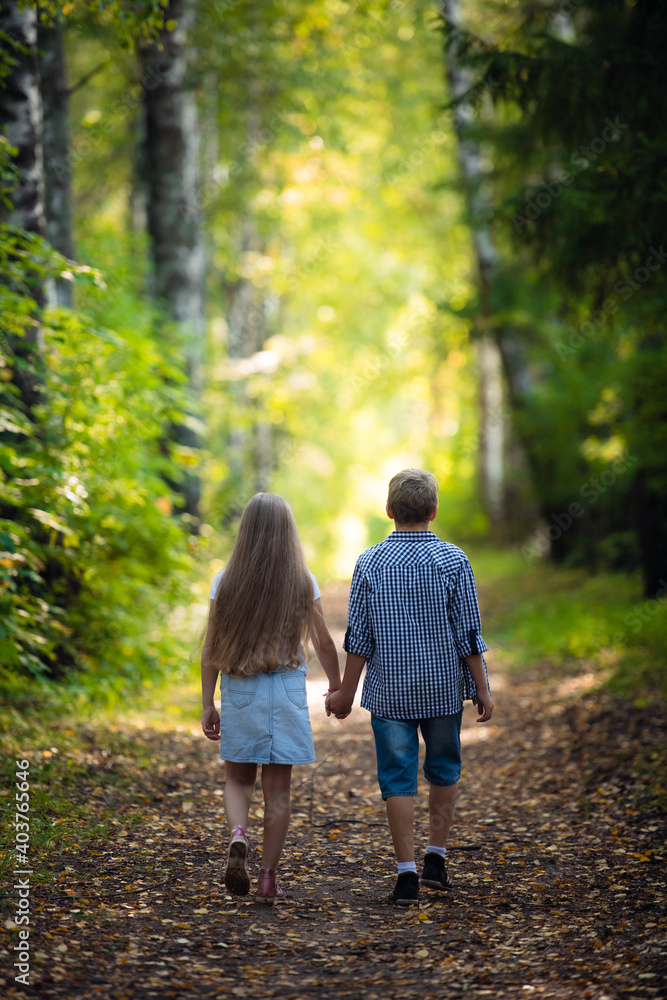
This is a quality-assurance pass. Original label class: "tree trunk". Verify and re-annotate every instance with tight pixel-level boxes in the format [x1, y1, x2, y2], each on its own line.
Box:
[128, 105, 148, 237]
[141, 0, 206, 524]
[477, 333, 504, 524]
[634, 469, 667, 598]
[440, 0, 505, 533]
[255, 419, 272, 494]
[225, 214, 268, 512]
[0, 4, 46, 242]
[0, 1, 48, 413]
[223, 83, 273, 510]
[37, 18, 74, 307]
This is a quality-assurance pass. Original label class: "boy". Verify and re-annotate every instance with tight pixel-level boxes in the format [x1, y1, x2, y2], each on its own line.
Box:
[326, 469, 493, 905]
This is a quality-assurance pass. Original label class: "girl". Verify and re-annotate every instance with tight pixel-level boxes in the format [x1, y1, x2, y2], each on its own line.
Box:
[200, 493, 341, 902]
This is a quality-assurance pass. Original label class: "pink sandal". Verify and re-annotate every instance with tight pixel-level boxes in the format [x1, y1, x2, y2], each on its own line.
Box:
[255, 867, 284, 903]
[224, 825, 250, 895]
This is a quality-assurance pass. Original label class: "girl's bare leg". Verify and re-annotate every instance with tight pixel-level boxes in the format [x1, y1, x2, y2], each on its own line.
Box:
[224, 761, 257, 830]
[260, 763, 292, 869]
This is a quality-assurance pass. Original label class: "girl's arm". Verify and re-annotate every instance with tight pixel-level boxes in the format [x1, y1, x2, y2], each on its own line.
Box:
[311, 597, 342, 692]
[201, 600, 221, 741]
[326, 652, 365, 718]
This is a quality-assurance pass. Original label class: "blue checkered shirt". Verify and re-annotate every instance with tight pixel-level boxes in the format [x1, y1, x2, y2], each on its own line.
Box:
[343, 531, 489, 719]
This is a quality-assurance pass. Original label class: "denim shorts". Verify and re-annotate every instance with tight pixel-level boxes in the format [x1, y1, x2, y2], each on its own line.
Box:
[219, 668, 316, 765]
[371, 710, 463, 800]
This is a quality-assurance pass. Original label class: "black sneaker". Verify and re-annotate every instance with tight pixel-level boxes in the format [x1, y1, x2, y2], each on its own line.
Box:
[420, 852, 452, 890]
[388, 871, 420, 906]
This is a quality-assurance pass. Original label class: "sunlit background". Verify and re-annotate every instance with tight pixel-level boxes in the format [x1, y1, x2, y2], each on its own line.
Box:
[1, 0, 665, 703]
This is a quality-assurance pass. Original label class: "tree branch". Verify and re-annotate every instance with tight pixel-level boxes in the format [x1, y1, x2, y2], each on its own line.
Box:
[67, 59, 110, 96]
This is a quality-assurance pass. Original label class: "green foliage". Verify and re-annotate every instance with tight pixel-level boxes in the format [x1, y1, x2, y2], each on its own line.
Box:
[469, 546, 667, 702]
[36, 0, 168, 48]
[439, 0, 667, 592]
[0, 722, 152, 882]
[0, 29, 28, 93]
[180, 0, 488, 576]
[0, 223, 195, 705]
[0, 136, 18, 210]
[4, 0, 662, 713]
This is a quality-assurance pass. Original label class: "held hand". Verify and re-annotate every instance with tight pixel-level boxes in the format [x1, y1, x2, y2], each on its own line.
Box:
[476, 689, 494, 723]
[326, 689, 353, 720]
[202, 705, 221, 741]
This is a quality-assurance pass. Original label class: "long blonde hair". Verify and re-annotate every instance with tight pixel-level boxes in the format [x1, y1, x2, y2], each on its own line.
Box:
[207, 493, 314, 676]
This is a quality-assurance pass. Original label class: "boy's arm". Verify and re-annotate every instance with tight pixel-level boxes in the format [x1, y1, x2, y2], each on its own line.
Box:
[449, 556, 492, 717]
[327, 560, 373, 719]
[326, 652, 365, 718]
[464, 653, 494, 723]
[448, 557, 489, 660]
[201, 600, 221, 741]
[311, 598, 342, 692]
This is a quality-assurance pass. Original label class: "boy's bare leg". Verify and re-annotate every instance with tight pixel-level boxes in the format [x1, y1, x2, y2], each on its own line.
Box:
[428, 782, 458, 849]
[386, 795, 415, 862]
[224, 761, 257, 829]
[261, 763, 292, 870]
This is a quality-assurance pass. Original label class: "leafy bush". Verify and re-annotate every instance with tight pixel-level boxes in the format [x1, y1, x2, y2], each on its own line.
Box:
[469, 547, 667, 702]
[0, 222, 196, 706]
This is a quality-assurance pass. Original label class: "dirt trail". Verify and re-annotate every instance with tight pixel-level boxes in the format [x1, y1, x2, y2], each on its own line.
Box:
[3, 581, 666, 999]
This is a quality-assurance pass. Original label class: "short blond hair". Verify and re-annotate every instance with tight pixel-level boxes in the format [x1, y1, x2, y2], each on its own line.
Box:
[387, 469, 438, 525]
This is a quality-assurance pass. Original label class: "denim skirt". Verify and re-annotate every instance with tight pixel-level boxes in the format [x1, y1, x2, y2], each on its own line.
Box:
[219, 668, 316, 765]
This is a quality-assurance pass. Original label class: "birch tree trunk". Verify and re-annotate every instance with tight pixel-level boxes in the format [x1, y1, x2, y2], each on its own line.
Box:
[477, 333, 504, 521]
[0, 4, 46, 241]
[255, 419, 272, 494]
[0, 1, 48, 413]
[223, 85, 273, 510]
[225, 214, 269, 510]
[141, 0, 206, 523]
[37, 18, 73, 306]
[440, 0, 505, 530]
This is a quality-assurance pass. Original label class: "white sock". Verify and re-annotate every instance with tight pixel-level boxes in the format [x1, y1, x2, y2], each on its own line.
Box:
[426, 844, 446, 858]
[397, 861, 417, 875]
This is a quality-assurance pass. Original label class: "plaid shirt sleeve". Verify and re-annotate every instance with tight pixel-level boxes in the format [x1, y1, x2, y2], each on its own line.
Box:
[448, 556, 489, 659]
[343, 557, 375, 660]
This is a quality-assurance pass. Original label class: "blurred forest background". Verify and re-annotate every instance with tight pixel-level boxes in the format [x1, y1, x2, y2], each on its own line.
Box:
[1, 0, 665, 710]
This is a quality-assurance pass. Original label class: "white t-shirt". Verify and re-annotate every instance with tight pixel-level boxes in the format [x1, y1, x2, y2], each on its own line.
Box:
[208, 569, 320, 674]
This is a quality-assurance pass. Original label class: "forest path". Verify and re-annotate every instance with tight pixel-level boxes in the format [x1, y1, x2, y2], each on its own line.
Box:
[6, 581, 666, 1000]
